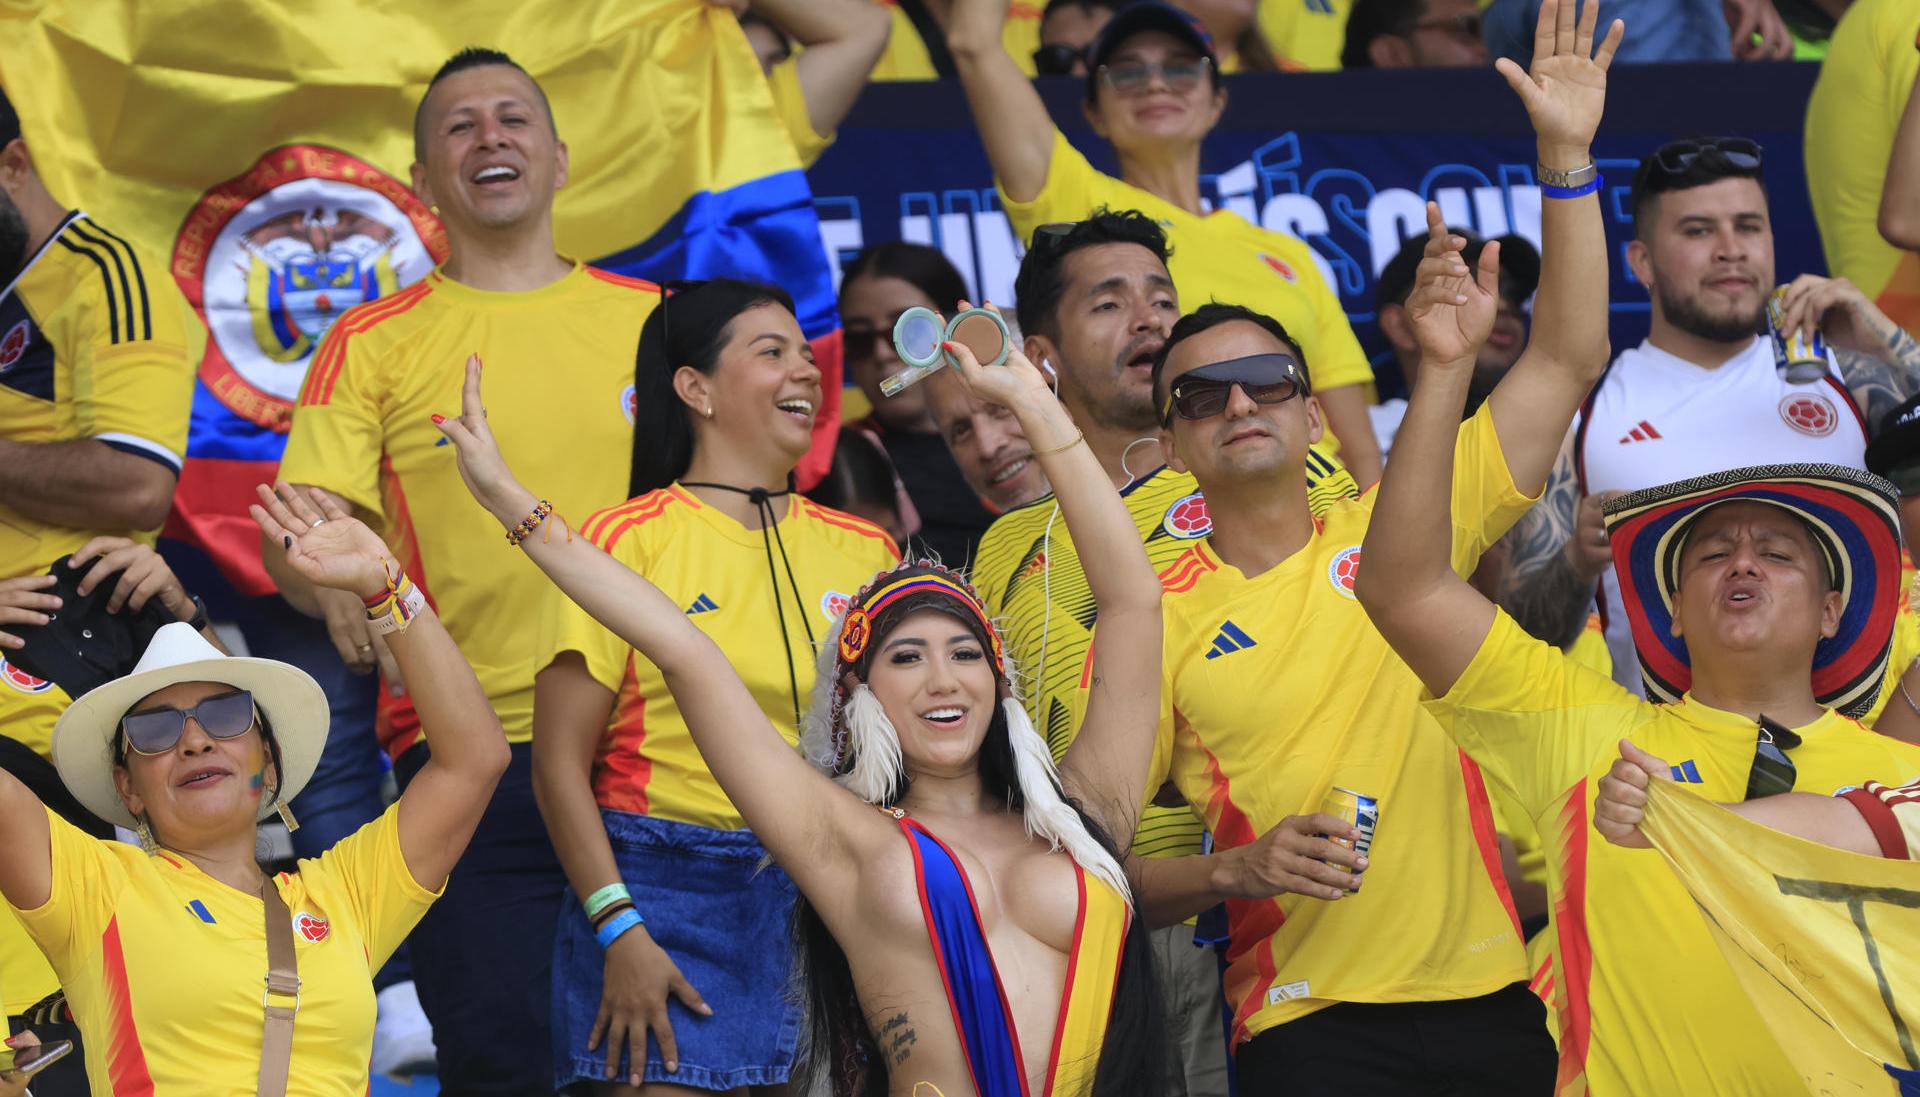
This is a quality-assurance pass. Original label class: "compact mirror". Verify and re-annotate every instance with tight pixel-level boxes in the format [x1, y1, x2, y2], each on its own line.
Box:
[880, 306, 1013, 397]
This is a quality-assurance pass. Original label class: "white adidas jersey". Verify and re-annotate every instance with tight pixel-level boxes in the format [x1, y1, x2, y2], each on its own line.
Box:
[1575, 336, 1867, 691]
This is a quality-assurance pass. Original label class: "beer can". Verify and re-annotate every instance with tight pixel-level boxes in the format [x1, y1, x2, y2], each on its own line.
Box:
[1321, 786, 1379, 890]
[1767, 285, 1829, 384]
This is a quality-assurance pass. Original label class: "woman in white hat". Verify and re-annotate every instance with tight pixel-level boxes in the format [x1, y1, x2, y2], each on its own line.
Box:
[0, 484, 508, 1096]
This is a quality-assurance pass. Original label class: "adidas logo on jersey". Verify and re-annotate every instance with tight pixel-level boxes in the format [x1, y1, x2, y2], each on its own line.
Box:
[1668, 759, 1703, 783]
[684, 593, 720, 615]
[1205, 621, 1256, 660]
[1618, 420, 1663, 444]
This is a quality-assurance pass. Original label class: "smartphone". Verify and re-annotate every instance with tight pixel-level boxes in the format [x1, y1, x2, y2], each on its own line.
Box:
[6, 1038, 73, 1077]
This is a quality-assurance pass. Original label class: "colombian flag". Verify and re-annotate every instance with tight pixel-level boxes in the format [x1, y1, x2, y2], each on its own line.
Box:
[1643, 781, 1920, 1096]
[0, 0, 842, 596]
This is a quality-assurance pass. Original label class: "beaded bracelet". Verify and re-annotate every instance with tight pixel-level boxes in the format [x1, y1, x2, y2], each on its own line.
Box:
[1540, 176, 1603, 200]
[583, 882, 632, 920]
[363, 566, 426, 635]
[595, 907, 645, 950]
[507, 500, 554, 546]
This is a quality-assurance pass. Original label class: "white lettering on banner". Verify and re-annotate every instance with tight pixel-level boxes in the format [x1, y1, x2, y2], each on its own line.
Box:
[813, 135, 1565, 324]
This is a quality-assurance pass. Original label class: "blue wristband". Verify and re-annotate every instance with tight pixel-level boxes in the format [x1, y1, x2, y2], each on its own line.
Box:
[1540, 176, 1603, 200]
[595, 907, 645, 950]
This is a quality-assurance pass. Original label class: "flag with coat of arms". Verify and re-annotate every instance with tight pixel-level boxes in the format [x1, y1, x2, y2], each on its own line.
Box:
[0, 0, 843, 597]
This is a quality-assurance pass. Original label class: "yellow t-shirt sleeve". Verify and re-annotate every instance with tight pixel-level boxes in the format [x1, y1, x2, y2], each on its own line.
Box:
[9, 807, 122, 961]
[74, 257, 193, 469]
[1446, 403, 1538, 576]
[311, 802, 441, 970]
[541, 518, 644, 694]
[769, 58, 833, 169]
[1423, 610, 1638, 818]
[999, 130, 1108, 247]
[282, 329, 385, 518]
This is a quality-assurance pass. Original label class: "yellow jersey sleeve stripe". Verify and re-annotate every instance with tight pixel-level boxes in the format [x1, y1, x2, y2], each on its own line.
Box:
[53, 234, 133, 346]
[68, 221, 152, 342]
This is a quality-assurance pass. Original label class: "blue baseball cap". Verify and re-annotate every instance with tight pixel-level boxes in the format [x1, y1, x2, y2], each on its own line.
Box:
[1084, 2, 1218, 100]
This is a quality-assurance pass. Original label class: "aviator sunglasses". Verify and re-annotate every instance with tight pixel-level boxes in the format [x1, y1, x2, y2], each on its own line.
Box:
[119, 689, 259, 756]
[1160, 353, 1308, 425]
[1743, 715, 1800, 802]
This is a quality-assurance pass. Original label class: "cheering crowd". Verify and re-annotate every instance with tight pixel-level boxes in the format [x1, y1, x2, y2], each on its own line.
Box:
[4, 0, 1920, 1095]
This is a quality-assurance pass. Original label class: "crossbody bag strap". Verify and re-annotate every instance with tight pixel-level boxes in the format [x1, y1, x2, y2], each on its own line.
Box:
[258, 874, 299, 1097]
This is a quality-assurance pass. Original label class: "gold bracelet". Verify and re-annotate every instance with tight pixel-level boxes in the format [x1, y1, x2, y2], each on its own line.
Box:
[1030, 428, 1085, 458]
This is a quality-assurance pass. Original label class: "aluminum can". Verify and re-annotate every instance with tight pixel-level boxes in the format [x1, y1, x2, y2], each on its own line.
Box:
[1767, 285, 1830, 384]
[1320, 786, 1379, 889]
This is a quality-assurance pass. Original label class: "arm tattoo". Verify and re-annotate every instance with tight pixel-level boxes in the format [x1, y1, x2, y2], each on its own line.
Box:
[880, 1010, 918, 1066]
[1496, 451, 1592, 650]
[1837, 324, 1920, 432]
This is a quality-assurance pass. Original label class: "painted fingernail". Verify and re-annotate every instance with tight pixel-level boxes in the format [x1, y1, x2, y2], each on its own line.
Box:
[283, 535, 293, 549]
[431, 414, 446, 425]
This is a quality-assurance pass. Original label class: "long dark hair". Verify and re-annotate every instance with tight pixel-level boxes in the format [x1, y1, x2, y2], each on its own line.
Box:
[628, 278, 799, 498]
[790, 700, 1166, 1096]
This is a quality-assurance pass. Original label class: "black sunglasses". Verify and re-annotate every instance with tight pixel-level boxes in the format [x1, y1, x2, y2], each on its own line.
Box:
[1161, 353, 1307, 425]
[1744, 715, 1801, 802]
[1648, 137, 1764, 180]
[1034, 43, 1087, 76]
[119, 689, 258, 757]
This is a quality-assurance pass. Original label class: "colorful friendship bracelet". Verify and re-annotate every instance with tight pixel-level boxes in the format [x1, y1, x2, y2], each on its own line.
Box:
[595, 907, 645, 950]
[363, 566, 426, 635]
[582, 882, 632, 920]
[507, 499, 555, 546]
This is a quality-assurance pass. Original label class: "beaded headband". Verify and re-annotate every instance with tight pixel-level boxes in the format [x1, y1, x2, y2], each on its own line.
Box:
[835, 571, 1005, 676]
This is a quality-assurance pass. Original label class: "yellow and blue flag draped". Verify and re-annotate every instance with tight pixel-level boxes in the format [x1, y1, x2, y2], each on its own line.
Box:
[1642, 780, 1920, 1097]
[0, 0, 842, 595]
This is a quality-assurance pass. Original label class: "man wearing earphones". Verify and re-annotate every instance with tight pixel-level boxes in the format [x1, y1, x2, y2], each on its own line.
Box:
[968, 208, 1357, 1097]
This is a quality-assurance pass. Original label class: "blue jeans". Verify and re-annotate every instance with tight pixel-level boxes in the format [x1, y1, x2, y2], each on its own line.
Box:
[230, 595, 408, 989]
[396, 741, 568, 1097]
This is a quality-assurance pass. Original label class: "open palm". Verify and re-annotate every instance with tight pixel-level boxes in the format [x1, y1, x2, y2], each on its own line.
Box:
[1496, 0, 1624, 153]
[251, 483, 393, 599]
[1405, 203, 1498, 366]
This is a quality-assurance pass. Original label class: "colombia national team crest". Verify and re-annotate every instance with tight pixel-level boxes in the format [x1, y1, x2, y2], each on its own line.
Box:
[0, 319, 30, 374]
[1328, 546, 1362, 599]
[172, 145, 447, 430]
[1778, 392, 1838, 438]
[0, 658, 52, 695]
[1161, 493, 1214, 540]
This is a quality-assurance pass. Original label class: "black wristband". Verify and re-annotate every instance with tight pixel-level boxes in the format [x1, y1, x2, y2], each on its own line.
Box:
[184, 594, 209, 632]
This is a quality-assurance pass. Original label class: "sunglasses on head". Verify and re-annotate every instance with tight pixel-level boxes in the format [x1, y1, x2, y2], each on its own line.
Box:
[1034, 43, 1087, 76]
[1743, 715, 1801, 802]
[119, 690, 258, 757]
[1160, 353, 1306, 425]
[1648, 137, 1764, 181]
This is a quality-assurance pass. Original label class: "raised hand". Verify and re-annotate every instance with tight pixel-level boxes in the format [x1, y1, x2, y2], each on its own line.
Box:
[1594, 739, 1670, 849]
[1405, 201, 1500, 368]
[251, 483, 395, 601]
[940, 301, 1057, 412]
[1495, 0, 1624, 160]
[432, 354, 538, 526]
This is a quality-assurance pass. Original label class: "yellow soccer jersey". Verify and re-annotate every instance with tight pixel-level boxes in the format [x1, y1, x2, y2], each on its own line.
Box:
[1427, 611, 1920, 1096]
[281, 263, 660, 749]
[546, 486, 899, 831]
[1000, 132, 1374, 402]
[1806, 0, 1920, 334]
[0, 212, 193, 573]
[1258, 0, 1355, 70]
[13, 803, 437, 1096]
[769, 57, 833, 168]
[1151, 406, 1534, 1043]
[871, 0, 1043, 79]
[0, 213, 193, 763]
[971, 449, 1357, 860]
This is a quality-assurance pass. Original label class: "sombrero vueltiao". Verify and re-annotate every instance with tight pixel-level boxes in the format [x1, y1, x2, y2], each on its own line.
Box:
[1599, 463, 1901, 718]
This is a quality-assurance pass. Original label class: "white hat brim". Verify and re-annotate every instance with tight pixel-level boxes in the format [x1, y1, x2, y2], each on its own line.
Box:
[51, 629, 328, 832]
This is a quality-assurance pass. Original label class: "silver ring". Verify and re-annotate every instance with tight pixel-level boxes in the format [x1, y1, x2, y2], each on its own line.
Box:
[310, 519, 326, 528]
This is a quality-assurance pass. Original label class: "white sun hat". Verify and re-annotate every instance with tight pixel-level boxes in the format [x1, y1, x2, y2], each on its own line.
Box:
[51, 623, 329, 830]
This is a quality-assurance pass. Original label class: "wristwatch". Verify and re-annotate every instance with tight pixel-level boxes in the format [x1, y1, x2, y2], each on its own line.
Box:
[182, 594, 209, 633]
[1536, 161, 1599, 189]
